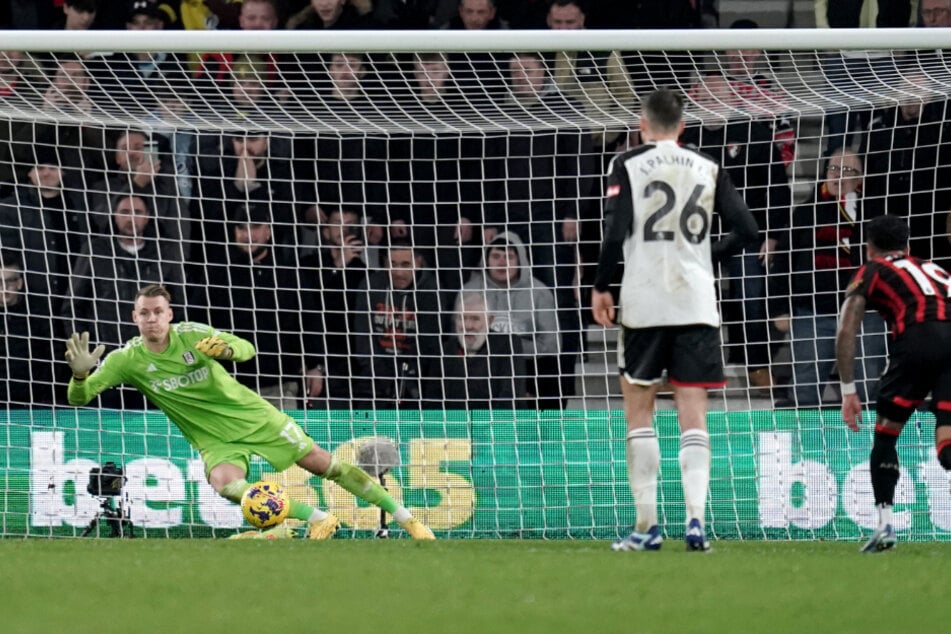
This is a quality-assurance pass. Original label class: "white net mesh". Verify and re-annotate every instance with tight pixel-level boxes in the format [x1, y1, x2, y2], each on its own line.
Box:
[2, 28, 950, 539]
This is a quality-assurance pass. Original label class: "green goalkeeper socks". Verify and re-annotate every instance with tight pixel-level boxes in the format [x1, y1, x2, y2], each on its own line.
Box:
[289, 500, 330, 522]
[324, 458, 399, 514]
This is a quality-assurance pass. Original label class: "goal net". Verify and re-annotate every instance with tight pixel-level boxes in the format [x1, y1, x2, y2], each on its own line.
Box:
[2, 27, 950, 540]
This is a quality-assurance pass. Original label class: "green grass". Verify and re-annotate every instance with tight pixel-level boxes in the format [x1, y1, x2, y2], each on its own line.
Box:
[0, 539, 945, 634]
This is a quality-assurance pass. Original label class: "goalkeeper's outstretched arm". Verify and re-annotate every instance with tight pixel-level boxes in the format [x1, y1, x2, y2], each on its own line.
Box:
[64, 332, 118, 406]
[194, 329, 255, 362]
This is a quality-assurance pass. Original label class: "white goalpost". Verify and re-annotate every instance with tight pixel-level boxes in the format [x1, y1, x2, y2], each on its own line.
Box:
[2, 27, 950, 540]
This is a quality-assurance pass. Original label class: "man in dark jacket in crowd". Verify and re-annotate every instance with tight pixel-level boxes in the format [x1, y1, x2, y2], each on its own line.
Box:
[352, 240, 443, 409]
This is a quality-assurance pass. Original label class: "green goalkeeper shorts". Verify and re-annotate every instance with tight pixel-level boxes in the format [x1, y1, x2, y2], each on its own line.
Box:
[199, 415, 315, 479]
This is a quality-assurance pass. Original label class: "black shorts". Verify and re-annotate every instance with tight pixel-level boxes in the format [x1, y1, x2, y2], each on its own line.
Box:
[877, 321, 951, 423]
[618, 324, 726, 387]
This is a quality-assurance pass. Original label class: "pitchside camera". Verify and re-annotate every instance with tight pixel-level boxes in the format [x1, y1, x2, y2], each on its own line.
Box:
[82, 462, 134, 538]
[87, 461, 126, 497]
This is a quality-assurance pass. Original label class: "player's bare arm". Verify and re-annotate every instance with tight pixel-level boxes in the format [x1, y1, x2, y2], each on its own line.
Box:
[836, 292, 866, 430]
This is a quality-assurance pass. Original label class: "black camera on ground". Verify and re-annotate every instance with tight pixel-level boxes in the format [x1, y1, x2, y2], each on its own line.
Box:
[87, 462, 126, 497]
[82, 462, 134, 538]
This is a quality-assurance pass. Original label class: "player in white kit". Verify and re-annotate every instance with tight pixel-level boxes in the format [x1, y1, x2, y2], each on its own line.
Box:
[591, 89, 758, 552]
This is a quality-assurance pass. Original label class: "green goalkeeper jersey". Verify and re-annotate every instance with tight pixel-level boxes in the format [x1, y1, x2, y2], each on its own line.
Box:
[68, 322, 287, 449]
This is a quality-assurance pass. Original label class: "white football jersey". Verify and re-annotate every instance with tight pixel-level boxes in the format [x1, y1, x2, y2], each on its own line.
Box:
[596, 139, 756, 329]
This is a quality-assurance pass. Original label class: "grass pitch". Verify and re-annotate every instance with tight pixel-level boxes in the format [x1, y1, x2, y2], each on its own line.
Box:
[1, 539, 944, 634]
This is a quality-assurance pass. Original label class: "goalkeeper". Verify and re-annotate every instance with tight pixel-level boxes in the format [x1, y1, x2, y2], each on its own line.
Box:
[65, 283, 435, 540]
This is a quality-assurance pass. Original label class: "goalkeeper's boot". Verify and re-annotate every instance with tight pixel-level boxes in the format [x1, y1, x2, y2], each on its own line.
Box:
[228, 525, 297, 540]
[307, 514, 340, 540]
[611, 525, 663, 551]
[684, 518, 712, 552]
[860, 524, 897, 553]
[400, 517, 436, 540]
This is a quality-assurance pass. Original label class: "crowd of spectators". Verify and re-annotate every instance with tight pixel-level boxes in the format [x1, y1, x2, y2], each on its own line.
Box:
[1, 0, 951, 410]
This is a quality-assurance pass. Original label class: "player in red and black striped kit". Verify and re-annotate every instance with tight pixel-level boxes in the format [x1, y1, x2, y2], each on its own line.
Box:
[836, 215, 951, 552]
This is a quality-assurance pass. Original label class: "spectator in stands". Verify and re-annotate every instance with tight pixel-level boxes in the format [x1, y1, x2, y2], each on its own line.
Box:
[352, 240, 444, 409]
[921, 0, 951, 26]
[14, 57, 109, 190]
[426, 290, 526, 409]
[1, 248, 58, 407]
[447, 0, 504, 29]
[196, 0, 282, 88]
[388, 52, 485, 308]
[544, 0, 638, 154]
[11, 57, 110, 194]
[229, 130, 295, 232]
[444, 0, 507, 97]
[815, 0, 917, 154]
[234, 0, 279, 28]
[486, 51, 595, 406]
[192, 128, 295, 262]
[0, 51, 24, 97]
[722, 19, 797, 169]
[214, 54, 283, 119]
[777, 148, 887, 407]
[287, 0, 376, 29]
[126, 1, 173, 29]
[300, 207, 373, 409]
[42, 55, 94, 115]
[142, 91, 198, 202]
[542, 1, 638, 325]
[58, 0, 99, 30]
[911, 0, 951, 74]
[198, 202, 320, 410]
[293, 53, 390, 241]
[91, 130, 190, 253]
[85, 1, 194, 117]
[463, 233, 561, 410]
[0, 145, 89, 339]
[620, 0, 712, 96]
[861, 73, 949, 261]
[681, 70, 791, 392]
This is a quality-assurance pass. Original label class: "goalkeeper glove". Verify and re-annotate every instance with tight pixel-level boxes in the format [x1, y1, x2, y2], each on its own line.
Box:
[195, 336, 233, 360]
[64, 332, 105, 380]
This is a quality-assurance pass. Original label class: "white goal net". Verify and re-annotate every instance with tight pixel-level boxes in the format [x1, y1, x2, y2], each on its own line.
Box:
[1, 27, 950, 540]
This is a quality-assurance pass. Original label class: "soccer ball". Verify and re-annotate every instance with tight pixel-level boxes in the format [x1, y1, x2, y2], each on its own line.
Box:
[240, 481, 290, 529]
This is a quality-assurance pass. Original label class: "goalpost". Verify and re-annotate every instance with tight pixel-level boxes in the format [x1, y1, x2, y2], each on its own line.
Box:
[1, 27, 950, 540]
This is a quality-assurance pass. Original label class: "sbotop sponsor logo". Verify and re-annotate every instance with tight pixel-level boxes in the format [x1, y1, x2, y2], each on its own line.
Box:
[148, 366, 209, 392]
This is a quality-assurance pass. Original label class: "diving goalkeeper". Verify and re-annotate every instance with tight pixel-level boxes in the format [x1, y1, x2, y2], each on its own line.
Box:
[65, 283, 435, 540]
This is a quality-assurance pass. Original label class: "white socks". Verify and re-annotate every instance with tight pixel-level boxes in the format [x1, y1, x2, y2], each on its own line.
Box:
[679, 429, 711, 526]
[877, 503, 894, 529]
[308, 508, 330, 522]
[627, 428, 660, 532]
